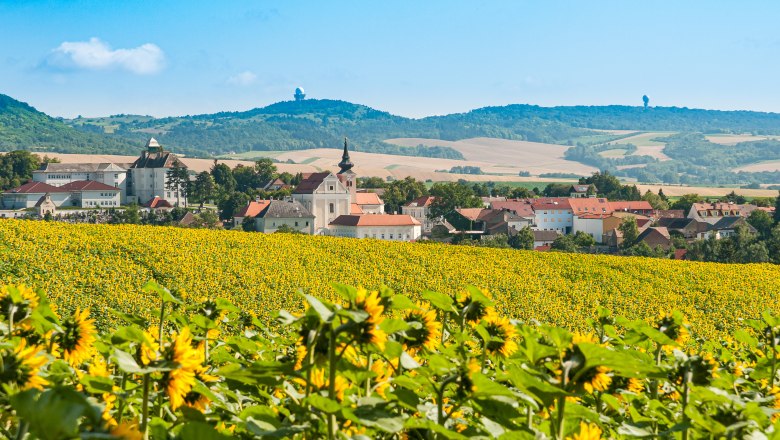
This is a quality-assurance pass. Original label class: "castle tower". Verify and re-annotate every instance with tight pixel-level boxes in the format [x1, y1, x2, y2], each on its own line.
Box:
[337, 137, 357, 203]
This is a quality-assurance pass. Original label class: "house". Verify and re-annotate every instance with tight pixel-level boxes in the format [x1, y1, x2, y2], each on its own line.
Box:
[142, 196, 174, 212]
[532, 198, 574, 233]
[262, 178, 290, 191]
[33, 162, 130, 203]
[489, 199, 535, 222]
[447, 208, 492, 233]
[59, 181, 121, 208]
[697, 216, 757, 239]
[481, 209, 532, 236]
[355, 192, 384, 214]
[603, 228, 623, 248]
[1, 180, 120, 209]
[329, 214, 422, 241]
[233, 200, 272, 226]
[570, 184, 596, 198]
[687, 202, 743, 225]
[2, 182, 70, 209]
[607, 201, 654, 216]
[656, 217, 709, 239]
[636, 227, 672, 250]
[568, 198, 612, 217]
[402, 196, 436, 233]
[128, 138, 188, 206]
[655, 209, 685, 219]
[533, 230, 560, 248]
[611, 211, 653, 229]
[572, 214, 622, 243]
[481, 196, 507, 207]
[255, 199, 315, 234]
[35, 194, 56, 217]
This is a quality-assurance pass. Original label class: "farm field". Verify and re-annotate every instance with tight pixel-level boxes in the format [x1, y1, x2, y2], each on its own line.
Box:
[607, 132, 675, 161]
[385, 137, 598, 176]
[1, 220, 779, 339]
[705, 133, 780, 145]
[734, 159, 780, 173]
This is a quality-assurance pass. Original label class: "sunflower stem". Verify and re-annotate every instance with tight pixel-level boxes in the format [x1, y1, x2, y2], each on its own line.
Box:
[682, 365, 692, 440]
[327, 324, 337, 440]
[141, 373, 151, 438]
[365, 353, 372, 397]
[116, 373, 128, 422]
[555, 395, 566, 440]
[14, 421, 27, 440]
[770, 327, 777, 387]
[158, 299, 165, 345]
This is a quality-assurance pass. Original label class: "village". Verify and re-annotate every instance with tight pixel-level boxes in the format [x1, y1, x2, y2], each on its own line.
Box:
[1, 137, 776, 258]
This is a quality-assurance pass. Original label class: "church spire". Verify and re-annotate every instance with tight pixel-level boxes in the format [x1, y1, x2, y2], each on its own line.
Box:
[337, 137, 354, 174]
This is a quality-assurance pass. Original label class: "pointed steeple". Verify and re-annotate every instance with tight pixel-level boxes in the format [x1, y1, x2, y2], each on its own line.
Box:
[337, 137, 354, 174]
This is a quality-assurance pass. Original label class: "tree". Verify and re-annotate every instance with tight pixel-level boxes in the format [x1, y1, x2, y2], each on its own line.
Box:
[619, 217, 639, 250]
[218, 192, 250, 221]
[241, 216, 256, 232]
[211, 162, 236, 193]
[542, 183, 570, 197]
[0, 151, 41, 190]
[775, 191, 780, 224]
[166, 163, 189, 207]
[195, 210, 220, 229]
[254, 158, 277, 184]
[642, 190, 669, 210]
[428, 182, 482, 219]
[122, 204, 141, 224]
[508, 226, 534, 250]
[190, 172, 217, 208]
[670, 194, 704, 214]
[509, 187, 534, 199]
[572, 231, 596, 248]
[747, 209, 774, 239]
[381, 177, 428, 214]
[551, 235, 578, 253]
[719, 191, 747, 205]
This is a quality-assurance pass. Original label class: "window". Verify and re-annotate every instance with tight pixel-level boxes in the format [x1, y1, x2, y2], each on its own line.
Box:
[306, 221, 309, 226]
[295, 221, 299, 227]
[389, 234, 394, 239]
[329, 203, 335, 213]
[329, 185, 334, 191]
[381, 234, 385, 239]
[114, 174, 119, 178]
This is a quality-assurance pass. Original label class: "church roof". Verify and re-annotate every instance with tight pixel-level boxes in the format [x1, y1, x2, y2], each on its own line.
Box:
[292, 172, 332, 194]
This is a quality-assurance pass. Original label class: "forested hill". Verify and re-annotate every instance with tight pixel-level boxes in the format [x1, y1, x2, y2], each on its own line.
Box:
[0, 94, 139, 154]
[7, 92, 780, 159]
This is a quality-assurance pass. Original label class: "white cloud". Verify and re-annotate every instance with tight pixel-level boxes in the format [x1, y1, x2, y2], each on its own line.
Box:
[227, 71, 257, 86]
[47, 37, 165, 74]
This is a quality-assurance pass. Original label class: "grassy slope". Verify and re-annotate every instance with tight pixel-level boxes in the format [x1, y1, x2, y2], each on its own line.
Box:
[1, 220, 778, 338]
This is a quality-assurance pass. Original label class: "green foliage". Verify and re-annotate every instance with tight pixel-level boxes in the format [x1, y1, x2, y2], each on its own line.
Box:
[619, 217, 640, 250]
[428, 183, 483, 219]
[509, 226, 535, 250]
[381, 177, 428, 214]
[0, 150, 41, 190]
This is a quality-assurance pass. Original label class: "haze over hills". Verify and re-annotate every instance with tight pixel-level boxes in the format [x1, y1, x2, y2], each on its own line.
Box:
[3, 92, 780, 185]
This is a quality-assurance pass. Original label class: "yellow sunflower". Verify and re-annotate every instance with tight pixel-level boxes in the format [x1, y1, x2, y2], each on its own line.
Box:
[0, 339, 48, 390]
[455, 289, 496, 325]
[57, 308, 97, 366]
[482, 314, 518, 357]
[162, 328, 203, 410]
[627, 377, 645, 394]
[370, 359, 393, 398]
[353, 289, 387, 351]
[567, 421, 602, 440]
[0, 284, 39, 324]
[309, 367, 349, 401]
[110, 420, 142, 440]
[402, 305, 441, 353]
[581, 366, 612, 394]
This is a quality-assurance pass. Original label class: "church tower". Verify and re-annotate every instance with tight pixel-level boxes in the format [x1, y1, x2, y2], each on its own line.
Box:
[337, 137, 357, 203]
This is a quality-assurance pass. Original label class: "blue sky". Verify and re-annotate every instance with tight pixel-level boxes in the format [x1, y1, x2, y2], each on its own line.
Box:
[2, 1, 780, 118]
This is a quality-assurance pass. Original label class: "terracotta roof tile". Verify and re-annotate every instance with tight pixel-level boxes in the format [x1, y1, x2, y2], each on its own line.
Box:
[355, 192, 382, 205]
[329, 214, 421, 227]
[2, 181, 68, 194]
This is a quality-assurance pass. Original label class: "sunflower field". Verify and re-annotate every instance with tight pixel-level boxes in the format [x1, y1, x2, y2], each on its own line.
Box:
[2, 280, 780, 439]
[1, 220, 780, 339]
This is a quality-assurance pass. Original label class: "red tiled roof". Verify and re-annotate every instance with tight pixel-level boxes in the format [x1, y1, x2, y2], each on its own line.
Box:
[234, 200, 272, 218]
[3, 181, 68, 194]
[143, 197, 173, 209]
[456, 208, 486, 221]
[567, 198, 611, 215]
[674, 249, 688, 260]
[60, 180, 120, 192]
[607, 201, 653, 212]
[350, 203, 364, 214]
[355, 192, 382, 205]
[535, 244, 552, 252]
[490, 200, 535, 217]
[404, 196, 436, 207]
[329, 214, 421, 227]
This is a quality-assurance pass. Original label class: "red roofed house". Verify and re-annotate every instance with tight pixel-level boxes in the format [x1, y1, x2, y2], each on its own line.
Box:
[571, 213, 622, 243]
[402, 196, 436, 233]
[329, 214, 422, 241]
[355, 191, 384, 214]
[2, 180, 120, 209]
[143, 196, 174, 212]
[233, 200, 272, 226]
[607, 201, 654, 216]
[531, 198, 573, 233]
